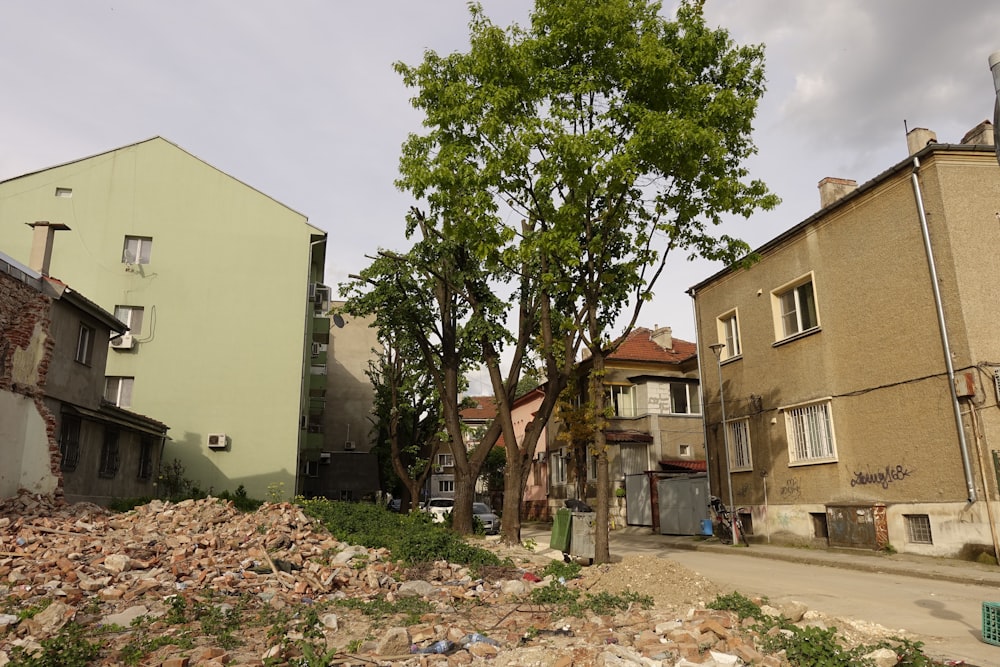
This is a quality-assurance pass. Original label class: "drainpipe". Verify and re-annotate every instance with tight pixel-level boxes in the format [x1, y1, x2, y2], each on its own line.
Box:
[909, 157, 977, 502]
[688, 288, 714, 503]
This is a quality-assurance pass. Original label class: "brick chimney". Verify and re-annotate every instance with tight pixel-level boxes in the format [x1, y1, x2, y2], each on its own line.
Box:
[818, 177, 858, 209]
[27, 221, 70, 276]
[906, 127, 937, 156]
[650, 326, 673, 351]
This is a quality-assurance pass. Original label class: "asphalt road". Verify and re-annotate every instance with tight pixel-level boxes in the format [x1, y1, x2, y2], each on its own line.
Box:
[661, 548, 997, 666]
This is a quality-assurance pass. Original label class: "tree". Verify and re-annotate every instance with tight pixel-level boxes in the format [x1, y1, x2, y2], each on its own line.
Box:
[393, 0, 776, 560]
[365, 329, 442, 513]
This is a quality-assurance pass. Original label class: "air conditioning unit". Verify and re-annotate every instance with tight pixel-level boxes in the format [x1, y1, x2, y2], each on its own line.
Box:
[433, 465, 444, 474]
[207, 433, 228, 450]
[314, 285, 331, 305]
[110, 333, 135, 350]
[308, 282, 317, 300]
[311, 342, 322, 357]
[344, 441, 356, 451]
[319, 451, 332, 465]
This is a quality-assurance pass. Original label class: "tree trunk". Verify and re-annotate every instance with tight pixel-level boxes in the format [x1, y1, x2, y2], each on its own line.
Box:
[451, 465, 476, 533]
[501, 448, 523, 544]
[591, 351, 611, 564]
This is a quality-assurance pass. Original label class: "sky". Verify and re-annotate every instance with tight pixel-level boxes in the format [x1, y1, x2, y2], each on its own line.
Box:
[3, 1, 999, 355]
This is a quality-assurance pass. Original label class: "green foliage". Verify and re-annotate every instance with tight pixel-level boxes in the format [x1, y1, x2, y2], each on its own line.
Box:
[528, 582, 652, 617]
[540, 559, 582, 581]
[707, 591, 765, 621]
[762, 625, 873, 667]
[217, 485, 264, 512]
[117, 626, 193, 666]
[297, 497, 503, 568]
[5, 622, 100, 667]
[333, 595, 432, 626]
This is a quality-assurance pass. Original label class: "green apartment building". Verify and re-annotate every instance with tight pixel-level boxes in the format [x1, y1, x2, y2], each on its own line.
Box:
[0, 137, 329, 501]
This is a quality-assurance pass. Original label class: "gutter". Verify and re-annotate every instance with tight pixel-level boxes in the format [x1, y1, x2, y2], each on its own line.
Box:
[909, 156, 977, 503]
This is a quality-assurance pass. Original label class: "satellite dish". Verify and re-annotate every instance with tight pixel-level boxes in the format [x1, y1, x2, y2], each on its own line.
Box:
[333, 313, 346, 328]
[989, 51, 1000, 165]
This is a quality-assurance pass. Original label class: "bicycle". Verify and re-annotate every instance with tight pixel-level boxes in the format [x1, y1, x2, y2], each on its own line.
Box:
[709, 495, 749, 546]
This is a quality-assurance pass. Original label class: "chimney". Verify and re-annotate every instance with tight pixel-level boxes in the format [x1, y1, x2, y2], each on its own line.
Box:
[961, 120, 994, 146]
[650, 326, 673, 351]
[906, 127, 937, 156]
[27, 221, 70, 276]
[818, 177, 858, 209]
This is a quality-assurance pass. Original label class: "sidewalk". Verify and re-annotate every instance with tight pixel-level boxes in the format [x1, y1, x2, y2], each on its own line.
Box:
[519, 522, 1000, 589]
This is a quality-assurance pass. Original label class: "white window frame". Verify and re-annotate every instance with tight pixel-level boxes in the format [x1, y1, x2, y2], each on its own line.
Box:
[727, 418, 752, 472]
[553, 449, 567, 485]
[104, 376, 135, 408]
[122, 236, 153, 265]
[783, 398, 837, 465]
[717, 309, 741, 360]
[772, 273, 819, 341]
[437, 479, 455, 493]
[669, 383, 700, 415]
[436, 453, 454, 467]
[113, 305, 144, 336]
[75, 323, 94, 365]
[608, 384, 636, 417]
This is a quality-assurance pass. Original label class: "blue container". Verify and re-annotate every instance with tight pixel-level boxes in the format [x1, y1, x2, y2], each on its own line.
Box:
[700, 519, 714, 536]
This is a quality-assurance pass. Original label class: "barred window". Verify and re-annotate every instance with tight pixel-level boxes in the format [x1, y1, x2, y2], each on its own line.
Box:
[905, 515, 933, 544]
[99, 428, 120, 478]
[60, 416, 82, 472]
[727, 418, 752, 471]
[784, 399, 837, 464]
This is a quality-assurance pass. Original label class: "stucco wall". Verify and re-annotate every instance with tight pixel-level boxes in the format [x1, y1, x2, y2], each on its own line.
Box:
[692, 147, 1000, 557]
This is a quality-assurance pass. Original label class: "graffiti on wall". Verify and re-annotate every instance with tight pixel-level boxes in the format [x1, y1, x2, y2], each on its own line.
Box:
[850, 464, 914, 490]
[778, 477, 801, 500]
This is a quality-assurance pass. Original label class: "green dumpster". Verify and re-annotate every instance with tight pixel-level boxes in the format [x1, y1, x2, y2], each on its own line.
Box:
[550, 508, 572, 552]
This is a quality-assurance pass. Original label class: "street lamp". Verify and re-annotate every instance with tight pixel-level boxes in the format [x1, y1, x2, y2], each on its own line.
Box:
[708, 343, 738, 544]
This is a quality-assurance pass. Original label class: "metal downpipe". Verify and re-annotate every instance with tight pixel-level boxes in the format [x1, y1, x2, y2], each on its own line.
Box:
[910, 157, 977, 502]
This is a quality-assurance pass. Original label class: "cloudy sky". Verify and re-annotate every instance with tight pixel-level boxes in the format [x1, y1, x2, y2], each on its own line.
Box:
[3, 1, 999, 354]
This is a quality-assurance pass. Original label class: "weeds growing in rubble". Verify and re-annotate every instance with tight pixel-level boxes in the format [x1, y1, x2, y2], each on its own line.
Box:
[528, 581, 653, 617]
[116, 623, 193, 666]
[5, 622, 100, 667]
[296, 497, 506, 570]
[708, 592, 946, 667]
[540, 559, 582, 582]
[332, 594, 432, 626]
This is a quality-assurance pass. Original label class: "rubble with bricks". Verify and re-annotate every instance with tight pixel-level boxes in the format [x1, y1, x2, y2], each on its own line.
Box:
[0, 492, 908, 666]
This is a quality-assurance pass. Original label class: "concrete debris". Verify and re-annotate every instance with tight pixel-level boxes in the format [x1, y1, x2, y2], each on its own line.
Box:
[0, 490, 904, 666]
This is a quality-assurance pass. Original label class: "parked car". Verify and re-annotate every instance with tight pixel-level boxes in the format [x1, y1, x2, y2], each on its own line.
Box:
[473, 502, 500, 535]
[424, 497, 454, 523]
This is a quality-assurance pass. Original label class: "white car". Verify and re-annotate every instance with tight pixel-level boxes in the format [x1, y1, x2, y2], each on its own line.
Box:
[424, 497, 454, 523]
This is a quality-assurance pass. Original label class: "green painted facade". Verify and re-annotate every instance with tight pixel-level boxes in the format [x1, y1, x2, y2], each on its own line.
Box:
[0, 137, 328, 500]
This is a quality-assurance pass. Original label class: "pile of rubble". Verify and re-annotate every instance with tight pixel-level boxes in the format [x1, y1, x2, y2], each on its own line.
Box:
[0, 492, 905, 666]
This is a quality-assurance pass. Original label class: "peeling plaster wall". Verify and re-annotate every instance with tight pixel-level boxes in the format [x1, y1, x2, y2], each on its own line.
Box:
[0, 270, 59, 498]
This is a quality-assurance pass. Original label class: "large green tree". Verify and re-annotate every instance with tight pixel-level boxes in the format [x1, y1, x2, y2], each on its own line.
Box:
[386, 0, 777, 557]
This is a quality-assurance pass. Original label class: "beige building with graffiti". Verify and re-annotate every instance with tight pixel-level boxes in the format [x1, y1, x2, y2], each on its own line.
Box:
[689, 122, 1000, 559]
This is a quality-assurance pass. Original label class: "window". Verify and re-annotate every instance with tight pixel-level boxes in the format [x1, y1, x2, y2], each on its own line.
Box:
[905, 514, 933, 544]
[59, 416, 82, 472]
[113, 305, 144, 336]
[586, 448, 598, 480]
[122, 236, 153, 265]
[437, 453, 454, 467]
[302, 460, 319, 477]
[437, 479, 454, 493]
[99, 428, 120, 478]
[608, 385, 636, 417]
[774, 276, 818, 339]
[75, 324, 94, 365]
[553, 449, 567, 485]
[784, 399, 837, 464]
[104, 376, 134, 408]
[727, 418, 752, 471]
[669, 383, 700, 414]
[138, 436, 155, 480]
[55, 187, 73, 198]
[718, 311, 741, 359]
[679, 444, 692, 457]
